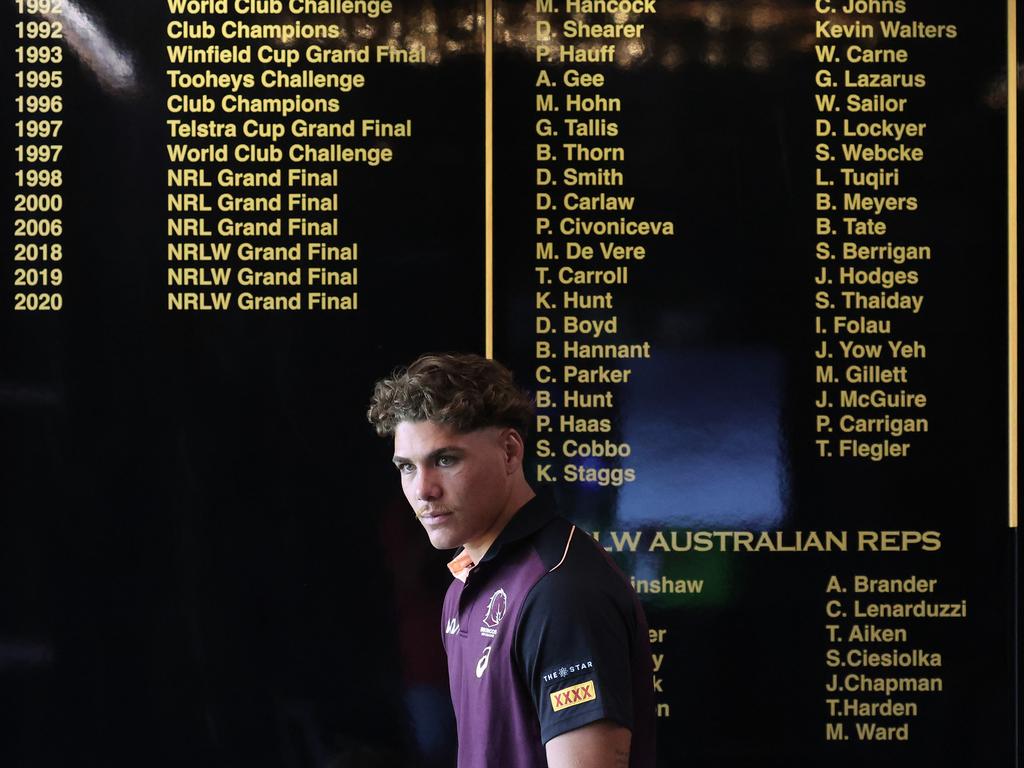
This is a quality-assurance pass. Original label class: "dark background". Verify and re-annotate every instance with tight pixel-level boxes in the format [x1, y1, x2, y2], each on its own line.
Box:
[1, 1, 1017, 766]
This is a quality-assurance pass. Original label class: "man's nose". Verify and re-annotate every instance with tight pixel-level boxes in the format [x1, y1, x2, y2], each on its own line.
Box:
[414, 467, 442, 500]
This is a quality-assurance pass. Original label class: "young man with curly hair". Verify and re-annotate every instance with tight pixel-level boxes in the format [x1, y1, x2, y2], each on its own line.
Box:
[368, 353, 655, 768]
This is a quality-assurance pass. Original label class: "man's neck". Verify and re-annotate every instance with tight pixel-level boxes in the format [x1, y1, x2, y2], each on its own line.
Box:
[463, 480, 536, 565]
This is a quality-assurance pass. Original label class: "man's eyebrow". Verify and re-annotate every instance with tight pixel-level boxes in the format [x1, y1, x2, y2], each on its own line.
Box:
[392, 446, 464, 465]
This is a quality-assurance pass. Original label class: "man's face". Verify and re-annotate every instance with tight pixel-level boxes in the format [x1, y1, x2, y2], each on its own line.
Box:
[392, 420, 513, 552]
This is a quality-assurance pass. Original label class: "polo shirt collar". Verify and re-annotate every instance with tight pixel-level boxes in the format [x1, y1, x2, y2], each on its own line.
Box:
[445, 493, 556, 581]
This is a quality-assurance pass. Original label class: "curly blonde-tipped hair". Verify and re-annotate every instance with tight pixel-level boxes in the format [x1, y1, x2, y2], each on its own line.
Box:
[367, 353, 533, 440]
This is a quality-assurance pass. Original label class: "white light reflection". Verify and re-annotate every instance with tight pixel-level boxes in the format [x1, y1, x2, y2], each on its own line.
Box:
[43, 0, 136, 94]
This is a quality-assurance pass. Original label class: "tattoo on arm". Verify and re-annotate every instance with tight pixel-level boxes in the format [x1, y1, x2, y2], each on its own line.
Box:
[614, 748, 630, 768]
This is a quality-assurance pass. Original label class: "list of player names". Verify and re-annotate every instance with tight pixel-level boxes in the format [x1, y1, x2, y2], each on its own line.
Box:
[531, 0, 673, 488]
[811, 0, 956, 461]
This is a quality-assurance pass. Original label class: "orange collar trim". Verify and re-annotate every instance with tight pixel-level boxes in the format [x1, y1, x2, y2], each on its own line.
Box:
[447, 551, 475, 583]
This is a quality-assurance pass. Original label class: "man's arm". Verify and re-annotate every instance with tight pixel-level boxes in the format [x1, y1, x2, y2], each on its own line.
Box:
[545, 720, 631, 768]
[513, 524, 652, 763]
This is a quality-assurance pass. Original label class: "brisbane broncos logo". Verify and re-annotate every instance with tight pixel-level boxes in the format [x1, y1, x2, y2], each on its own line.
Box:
[482, 588, 508, 629]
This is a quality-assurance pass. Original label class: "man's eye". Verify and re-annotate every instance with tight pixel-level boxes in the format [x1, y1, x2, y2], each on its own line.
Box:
[437, 455, 457, 467]
[397, 463, 414, 474]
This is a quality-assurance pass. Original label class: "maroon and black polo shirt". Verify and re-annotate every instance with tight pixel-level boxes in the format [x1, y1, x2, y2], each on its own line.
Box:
[441, 495, 656, 768]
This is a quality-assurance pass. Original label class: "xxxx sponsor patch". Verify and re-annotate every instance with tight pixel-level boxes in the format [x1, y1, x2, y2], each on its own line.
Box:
[549, 679, 597, 712]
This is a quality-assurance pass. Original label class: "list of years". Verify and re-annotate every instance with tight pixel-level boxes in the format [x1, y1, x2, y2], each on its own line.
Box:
[165, 0, 411, 312]
[13, 0, 66, 312]
[811, 0, 955, 461]
[531, 0, 673, 487]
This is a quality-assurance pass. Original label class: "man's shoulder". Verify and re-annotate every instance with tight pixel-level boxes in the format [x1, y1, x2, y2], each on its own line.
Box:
[511, 514, 651, 751]
[525, 513, 577, 570]
[522, 516, 635, 617]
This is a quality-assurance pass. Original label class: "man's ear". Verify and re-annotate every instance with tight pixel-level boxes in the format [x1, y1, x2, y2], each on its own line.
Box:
[500, 428, 525, 472]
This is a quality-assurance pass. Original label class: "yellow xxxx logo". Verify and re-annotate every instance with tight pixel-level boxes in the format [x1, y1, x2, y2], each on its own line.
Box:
[549, 680, 596, 712]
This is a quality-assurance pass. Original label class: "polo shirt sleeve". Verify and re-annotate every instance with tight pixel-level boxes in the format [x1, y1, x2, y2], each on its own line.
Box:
[513, 566, 637, 744]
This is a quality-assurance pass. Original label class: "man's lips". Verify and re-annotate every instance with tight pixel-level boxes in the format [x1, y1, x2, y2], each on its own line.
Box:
[418, 508, 452, 522]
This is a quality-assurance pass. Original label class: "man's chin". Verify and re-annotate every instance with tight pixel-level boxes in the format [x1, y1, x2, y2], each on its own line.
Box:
[423, 526, 463, 551]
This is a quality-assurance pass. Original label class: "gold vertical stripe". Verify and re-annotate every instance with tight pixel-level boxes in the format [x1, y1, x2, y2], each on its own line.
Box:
[1010, 0, 1018, 528]
[484, 0, 495, 359]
